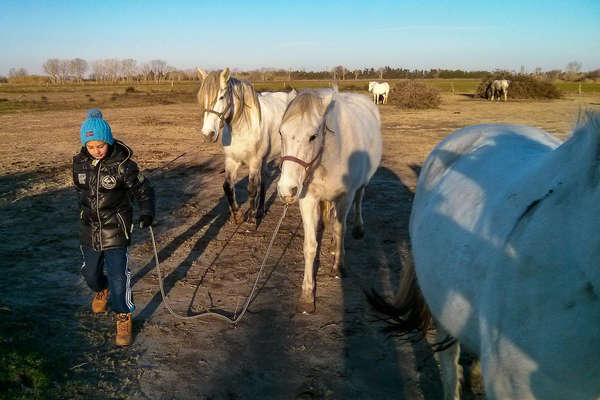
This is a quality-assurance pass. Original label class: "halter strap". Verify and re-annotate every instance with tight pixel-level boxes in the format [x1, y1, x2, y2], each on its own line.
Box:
[205, 88, 233, 128]
[280, 124, 334, 177]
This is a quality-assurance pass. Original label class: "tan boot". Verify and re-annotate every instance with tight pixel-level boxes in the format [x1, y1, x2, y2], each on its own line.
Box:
[115, 313, 132, 346]
[91, 288, 109, 313]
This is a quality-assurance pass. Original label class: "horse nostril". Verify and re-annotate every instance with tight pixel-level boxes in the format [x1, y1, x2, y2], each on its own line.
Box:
[290, 187, 298, 197]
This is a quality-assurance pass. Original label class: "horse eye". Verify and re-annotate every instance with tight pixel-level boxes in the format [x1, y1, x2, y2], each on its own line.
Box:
[219, 95, 224, 100]
[309, 134, 317, 142]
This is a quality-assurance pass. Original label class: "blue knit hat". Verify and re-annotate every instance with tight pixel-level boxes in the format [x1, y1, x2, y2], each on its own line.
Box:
[80, 108, 114, 146]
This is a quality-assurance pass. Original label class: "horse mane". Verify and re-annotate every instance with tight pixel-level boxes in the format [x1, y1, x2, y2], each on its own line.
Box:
[196, 70, 261, 126]
[229, 77, 261, 125]
[196, 71, 220, 113]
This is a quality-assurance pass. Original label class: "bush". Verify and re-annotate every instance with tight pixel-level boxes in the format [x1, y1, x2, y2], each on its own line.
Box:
[391, 80, 442, 109]
[476, 74, 561, 100]
[125, 86, 136, 93]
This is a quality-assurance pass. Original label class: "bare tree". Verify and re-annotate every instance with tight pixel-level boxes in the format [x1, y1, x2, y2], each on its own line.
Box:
[150, 59, 167, 84]
[378, 67, 384, 80]
[57, 59, 70, 82]
[69, 58, 88, 82]
[8, 67, 28, 78]
[332, 65, 346, 80]
[43, 59, 61, 83]
[91, 60, 106, 82]
[566, 61, 582, 74]
[140, 63, 153, 82]
[121, 59, 137, 82]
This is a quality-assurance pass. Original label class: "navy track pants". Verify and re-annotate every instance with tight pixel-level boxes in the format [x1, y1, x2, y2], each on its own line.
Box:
[80, 246, 135, 314]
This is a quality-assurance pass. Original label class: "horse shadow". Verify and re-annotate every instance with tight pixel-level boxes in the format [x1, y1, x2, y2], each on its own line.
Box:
[132, 158, 281, 326]
[328, 151, 443, 398]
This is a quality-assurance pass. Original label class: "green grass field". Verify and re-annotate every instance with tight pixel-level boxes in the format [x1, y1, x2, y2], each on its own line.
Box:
[1, 79, 598, 114]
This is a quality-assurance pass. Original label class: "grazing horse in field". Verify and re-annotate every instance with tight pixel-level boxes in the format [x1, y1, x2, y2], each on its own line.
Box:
[368, 81, 390, 104]
[488, 79, 510, 101]
[197, 68, 294, 225]
[369, 114, 600, 399]
[278, 88, 382, 313]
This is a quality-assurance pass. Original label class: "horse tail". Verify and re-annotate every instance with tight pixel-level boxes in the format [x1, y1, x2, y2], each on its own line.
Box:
[366, 246, 433, 341]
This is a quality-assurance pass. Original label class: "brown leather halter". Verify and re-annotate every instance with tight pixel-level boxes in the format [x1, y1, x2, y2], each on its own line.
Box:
[280, 123, 334, 181]
[205, 90, 232, 129]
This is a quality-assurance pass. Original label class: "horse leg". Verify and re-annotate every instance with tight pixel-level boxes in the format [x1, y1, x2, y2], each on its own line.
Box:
[436, 324, 462, 400]
[297, 195, 320, 314]
[330, 195, 352, 278]
[223, 158, 244, 224]
[503, 89, 507, 102]
[352, 185, 365, 239]
[246, 158, 264, 226]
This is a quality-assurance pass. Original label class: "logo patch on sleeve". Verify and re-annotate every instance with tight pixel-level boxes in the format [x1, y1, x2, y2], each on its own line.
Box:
[78, 173, 86, 185]
[101, 175, 117, 189]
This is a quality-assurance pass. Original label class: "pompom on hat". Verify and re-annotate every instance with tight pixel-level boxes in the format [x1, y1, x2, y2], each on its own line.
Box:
[80, 108, 114, 146]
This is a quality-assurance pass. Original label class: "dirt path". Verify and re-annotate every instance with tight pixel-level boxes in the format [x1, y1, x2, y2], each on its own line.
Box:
[1, 93, 598, 399]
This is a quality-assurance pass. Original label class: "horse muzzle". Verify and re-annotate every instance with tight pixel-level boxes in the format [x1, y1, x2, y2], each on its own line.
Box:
[200, 129, 219, 143]
[278, 185, 299, 204]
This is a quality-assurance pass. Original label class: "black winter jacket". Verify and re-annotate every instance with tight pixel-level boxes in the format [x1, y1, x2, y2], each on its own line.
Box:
[73, 140, 155, 251]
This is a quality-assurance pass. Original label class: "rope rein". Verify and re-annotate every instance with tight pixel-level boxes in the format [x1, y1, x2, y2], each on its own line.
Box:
[147, 203, 289, 324]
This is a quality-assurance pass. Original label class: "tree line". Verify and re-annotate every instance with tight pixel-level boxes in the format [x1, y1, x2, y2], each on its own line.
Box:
[2, 58, 598, 84]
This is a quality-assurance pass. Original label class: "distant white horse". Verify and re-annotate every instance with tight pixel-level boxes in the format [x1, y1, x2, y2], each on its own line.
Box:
[488, 79, 510, 101]
[278, 88, 382, 313]
[370, 114, 600, 399]
[368, 81, 390, 104]
[197, 68, 294, 225]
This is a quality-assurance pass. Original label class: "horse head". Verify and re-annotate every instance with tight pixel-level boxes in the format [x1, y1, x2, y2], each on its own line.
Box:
[196, 68, 233, 143]
[278, 89, 335, 203]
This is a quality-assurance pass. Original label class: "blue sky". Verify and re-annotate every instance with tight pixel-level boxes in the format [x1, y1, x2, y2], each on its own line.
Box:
[1, 0, 599, 76]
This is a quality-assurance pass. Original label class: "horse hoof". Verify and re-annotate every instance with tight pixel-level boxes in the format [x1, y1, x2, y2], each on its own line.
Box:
[352, 225, 365, 239]
[232, 210, 245, 224]
[330, 265, 345, 278]
[296, 301, 315, 314]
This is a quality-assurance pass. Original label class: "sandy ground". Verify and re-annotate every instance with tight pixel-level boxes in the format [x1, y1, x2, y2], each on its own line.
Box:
[1, 92, 599, 399]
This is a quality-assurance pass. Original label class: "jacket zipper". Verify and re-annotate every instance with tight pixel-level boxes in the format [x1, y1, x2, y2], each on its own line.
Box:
[116, 212, 130, 240]
[96, 162, 103, 251]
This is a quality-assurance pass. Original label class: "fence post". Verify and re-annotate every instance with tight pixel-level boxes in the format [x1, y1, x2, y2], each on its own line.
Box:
[451, 82, 455, 95]
[578, 83, 582, 95]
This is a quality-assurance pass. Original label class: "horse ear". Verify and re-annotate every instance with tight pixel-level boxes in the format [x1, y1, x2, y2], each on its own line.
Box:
[287, 88, 297, 102]
[197, 68, 208, 80]
[220, 68, 231, 89]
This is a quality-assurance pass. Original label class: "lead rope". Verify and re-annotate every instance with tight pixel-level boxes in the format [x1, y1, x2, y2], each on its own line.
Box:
[147, 203, 289, 324]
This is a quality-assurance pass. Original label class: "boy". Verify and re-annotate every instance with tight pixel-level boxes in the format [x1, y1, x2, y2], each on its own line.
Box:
[73, 109, 155, 346]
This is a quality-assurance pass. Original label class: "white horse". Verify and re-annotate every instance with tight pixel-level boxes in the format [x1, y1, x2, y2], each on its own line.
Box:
[368, 81, 390, 104]
[278, 89, 382, 313]
[197, 68, 294, 225]
[488, 79, 510, 101]
[369, 114, 600, 399]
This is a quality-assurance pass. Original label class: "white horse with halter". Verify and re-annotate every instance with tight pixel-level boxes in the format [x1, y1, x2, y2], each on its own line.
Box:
[197, 68, 294, 226]
[278, 88, 382, 313]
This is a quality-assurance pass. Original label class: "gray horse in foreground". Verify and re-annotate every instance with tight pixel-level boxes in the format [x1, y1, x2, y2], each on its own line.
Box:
[370, 113, 600, 399]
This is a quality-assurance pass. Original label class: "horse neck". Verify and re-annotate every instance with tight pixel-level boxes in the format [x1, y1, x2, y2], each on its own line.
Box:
[524, 120, 600, 279]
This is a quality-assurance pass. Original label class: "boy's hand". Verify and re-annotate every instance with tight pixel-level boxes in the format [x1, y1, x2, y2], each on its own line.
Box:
[139, 215, 153, 228]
